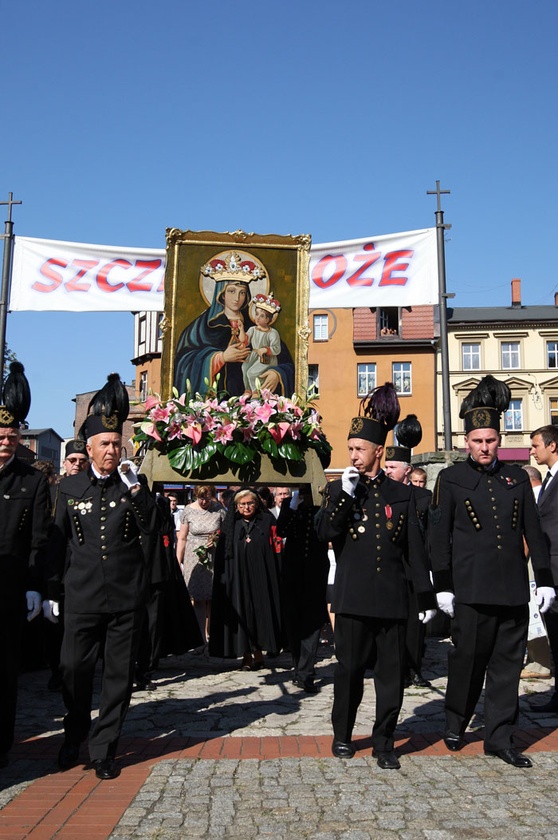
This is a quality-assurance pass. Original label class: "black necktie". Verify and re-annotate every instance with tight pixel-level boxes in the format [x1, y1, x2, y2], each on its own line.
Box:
[539, 471, 552, 501]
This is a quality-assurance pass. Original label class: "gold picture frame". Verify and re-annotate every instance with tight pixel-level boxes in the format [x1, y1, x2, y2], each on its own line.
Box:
[160, 229, 312, 401]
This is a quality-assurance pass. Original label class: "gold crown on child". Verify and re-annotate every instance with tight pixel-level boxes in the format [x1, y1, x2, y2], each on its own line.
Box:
[253, 292, 281, 315]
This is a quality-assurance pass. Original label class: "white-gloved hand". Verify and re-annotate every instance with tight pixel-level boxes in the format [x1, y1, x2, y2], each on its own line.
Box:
[119, 460, 139, 489]
[289, 490, 302, 510]
[436, 591, 455, 618]
[42, 600, 60, 624]
[341, 466, 360, 496]
[25, 591, 42, 622]
[418, 609, 437, 625]
[535, 586, 556, 614]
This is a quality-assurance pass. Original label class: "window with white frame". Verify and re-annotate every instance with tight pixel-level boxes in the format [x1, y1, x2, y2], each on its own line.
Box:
[550, 398, 558, 427]
[308, 364, 319, 396]
[547, 341, 558, 368]
[313, 314, 329, 341]
[357, 363, 376, 397]
[392, 362, 412, 394]
[139, 371, 148, 402]
[462, 342, 481, 370]
[501, 341, 520, 370]
[504, 398, 523, 431]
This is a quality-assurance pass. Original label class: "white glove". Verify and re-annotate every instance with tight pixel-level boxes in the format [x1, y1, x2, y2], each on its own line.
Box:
[42, 600, 60, 624]
[535, 586, 556, 614]
[341, 467, 360, 496]
[289, 490, 302, 510]
[25, 591, 42, 622]
[119, 460, 139, 488]
[418, 609, 437, 625]
[436, 591, 455, 618]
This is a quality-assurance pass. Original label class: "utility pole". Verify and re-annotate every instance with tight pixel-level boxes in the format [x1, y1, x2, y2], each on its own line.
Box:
[426, 180, 453, 451]
[0, 192, 22, 377]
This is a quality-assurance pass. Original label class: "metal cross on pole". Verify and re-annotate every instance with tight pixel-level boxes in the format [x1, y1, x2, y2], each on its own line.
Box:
[0, 192, 22, 378]
[426, 180, 453, 451]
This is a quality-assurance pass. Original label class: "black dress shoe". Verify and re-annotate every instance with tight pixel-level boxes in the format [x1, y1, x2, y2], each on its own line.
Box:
[411, 673, 432, 688]
[528, 697, 558, 713]
[133, 680, 157, 692]
[484, 748, 532, 768]
[58, 742, 80, 771]
[373, 750, 401, 770]
[443, 731, 463, 752]
[92, 758, 121, 780]
[331, 739, 355, 759]
[292, 677, 319, 694]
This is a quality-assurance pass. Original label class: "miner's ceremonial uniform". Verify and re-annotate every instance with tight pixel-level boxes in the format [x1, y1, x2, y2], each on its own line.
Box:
[429, 375, 555, 767]
[0, 456, 50, 755]
[430, 458, 552, 749]
[317, 471, 435, 752]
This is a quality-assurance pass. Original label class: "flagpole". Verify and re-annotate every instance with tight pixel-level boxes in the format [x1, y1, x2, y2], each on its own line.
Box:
[0, 192, 22, 376]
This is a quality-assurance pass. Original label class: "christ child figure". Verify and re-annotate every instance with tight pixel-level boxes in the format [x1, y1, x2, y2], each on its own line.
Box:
[241, 293, 283, 396]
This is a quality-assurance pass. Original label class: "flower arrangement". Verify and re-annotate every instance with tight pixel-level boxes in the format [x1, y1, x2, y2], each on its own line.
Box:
[133, 381, 331, 478]
[194, 530, 220, 568]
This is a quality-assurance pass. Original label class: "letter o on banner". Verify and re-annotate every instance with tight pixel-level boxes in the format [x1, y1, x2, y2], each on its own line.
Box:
[311, 254, 347, 289]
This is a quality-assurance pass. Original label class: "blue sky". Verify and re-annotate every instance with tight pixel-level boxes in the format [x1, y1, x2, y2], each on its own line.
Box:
[2, 0, 557, 437]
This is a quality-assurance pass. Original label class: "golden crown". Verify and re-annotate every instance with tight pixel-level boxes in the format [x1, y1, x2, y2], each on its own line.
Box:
[253, 292, 281, 315]
[201, 251, 266, 284]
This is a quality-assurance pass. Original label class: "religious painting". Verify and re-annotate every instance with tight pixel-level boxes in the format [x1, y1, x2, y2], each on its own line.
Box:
[160, 229, 311, 400]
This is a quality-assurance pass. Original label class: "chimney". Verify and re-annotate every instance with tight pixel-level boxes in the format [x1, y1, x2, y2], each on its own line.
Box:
[511, 277, 521, 308]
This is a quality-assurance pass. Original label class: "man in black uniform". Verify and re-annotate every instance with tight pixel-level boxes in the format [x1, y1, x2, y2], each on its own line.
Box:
[430, 375, 555, 767]
[0, 362, 51, 767]
[384, 414, 432, 688]
[316, 384, 436, 770]
[45, 373, 159, 780]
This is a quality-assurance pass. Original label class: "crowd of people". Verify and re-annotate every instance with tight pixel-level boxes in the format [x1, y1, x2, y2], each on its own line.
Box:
[2, 363, 558, 778]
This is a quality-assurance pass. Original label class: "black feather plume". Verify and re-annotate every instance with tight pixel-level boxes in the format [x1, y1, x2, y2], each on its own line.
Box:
[2, 361, 31, 422]
[87, 372, 129, 420]
[459, 375, 511, 418]
[393, 414, 422, 449]
[360, 382, 400, 431]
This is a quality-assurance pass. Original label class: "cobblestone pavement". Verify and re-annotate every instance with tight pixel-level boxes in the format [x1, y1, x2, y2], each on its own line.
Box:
[1, 636, 558, 838]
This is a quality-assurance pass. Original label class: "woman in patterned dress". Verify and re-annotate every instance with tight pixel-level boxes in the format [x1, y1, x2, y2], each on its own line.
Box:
[176, 485, 226, 648]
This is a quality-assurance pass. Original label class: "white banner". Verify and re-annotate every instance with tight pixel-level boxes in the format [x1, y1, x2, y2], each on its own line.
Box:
[10, 237, 166, 312]
[309, 228, 438, 308]
[9, 228, 438, 312]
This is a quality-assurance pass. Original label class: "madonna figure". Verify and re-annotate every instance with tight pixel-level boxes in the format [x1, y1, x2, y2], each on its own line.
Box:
[173, 251, 295, 397]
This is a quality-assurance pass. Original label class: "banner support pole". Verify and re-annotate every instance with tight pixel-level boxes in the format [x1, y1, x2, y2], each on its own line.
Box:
[0, 192, 22, 377]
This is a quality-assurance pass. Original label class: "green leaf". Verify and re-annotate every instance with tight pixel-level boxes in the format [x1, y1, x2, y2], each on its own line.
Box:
[278, 441, 303, 461]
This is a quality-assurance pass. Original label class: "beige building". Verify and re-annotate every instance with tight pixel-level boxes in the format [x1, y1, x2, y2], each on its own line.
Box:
[442, 279, 558, 462]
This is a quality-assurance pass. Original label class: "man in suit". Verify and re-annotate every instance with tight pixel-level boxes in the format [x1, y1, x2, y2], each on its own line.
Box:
[45, 374, 159, 780]
[529, 425, 558, 711]
[384, 414, 432, 688]
[316, 384, 436, 770]
[0, 362, 51, 768]
[430, 376, 555, 767]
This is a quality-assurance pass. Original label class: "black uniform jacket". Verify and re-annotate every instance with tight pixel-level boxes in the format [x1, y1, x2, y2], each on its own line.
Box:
[429, 458, 553, 606]
[0, 457, 50, 594]
[316, 472, 436, 619]
[537, 473, 558, 587]
[47, 468, 159, 613]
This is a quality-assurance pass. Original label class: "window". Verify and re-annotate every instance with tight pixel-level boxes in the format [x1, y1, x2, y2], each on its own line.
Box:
[357, 363, 376, 397]
[378, 307, 398, 336]
[139, 371, 148, 402]
[551, 398, 558, 427]
[308, 364, 319, 396]
[313, 314, 329, 341]
[138, 315, 147, 344]
[462, 342, 481, 371]
[392, 362, 412, 394]
[547, 341, 558, 368]
[504, 399, 523, 431]
[501, 341, 520, 370]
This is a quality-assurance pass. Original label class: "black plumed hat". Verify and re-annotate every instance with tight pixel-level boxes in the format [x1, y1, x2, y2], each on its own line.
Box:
[348, 382, 400, 446]
[79, 373, 129, 439]
[385, 414, 422, 462]
[0, 361, 31, 429]
[459, 375, 511, 433]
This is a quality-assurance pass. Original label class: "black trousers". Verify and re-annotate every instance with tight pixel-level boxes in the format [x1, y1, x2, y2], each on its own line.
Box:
[332, 613, 406, 752]
[405, 580, 426, 676]
[0, 594, 25, 755]
[542, 607, 558, 695]
[61, 608, 143, 761]
[446, 602, 529, 751]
